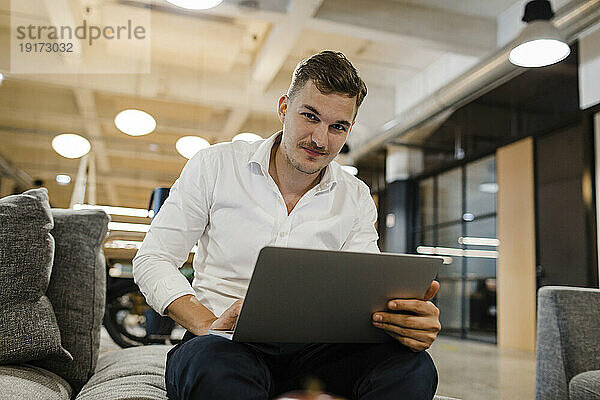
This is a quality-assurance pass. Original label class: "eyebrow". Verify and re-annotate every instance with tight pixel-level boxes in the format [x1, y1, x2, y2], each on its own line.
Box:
[302, 104, 352, 127]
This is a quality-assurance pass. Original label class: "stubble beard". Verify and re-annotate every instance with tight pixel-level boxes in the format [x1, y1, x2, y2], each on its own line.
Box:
[281, 136, 323, 175]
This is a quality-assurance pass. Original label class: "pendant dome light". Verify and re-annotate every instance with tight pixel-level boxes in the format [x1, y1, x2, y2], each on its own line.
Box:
[166, 0, 223, 10]
[509, 0, 570, 68]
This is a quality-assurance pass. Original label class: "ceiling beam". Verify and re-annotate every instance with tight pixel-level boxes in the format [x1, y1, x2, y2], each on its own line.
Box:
[221, 109, 250, 139]
[0, 152, 34, 190]
[250, 0, 325, 92]
[39, 0, 119, 205]
[311, 0, 497, 56]
[73, 88, 119, 204]
[73, 89, 112, 173]
[1, 133, 186, 164]
[0, 108, 223, 143]
[18, 166, 174, 190]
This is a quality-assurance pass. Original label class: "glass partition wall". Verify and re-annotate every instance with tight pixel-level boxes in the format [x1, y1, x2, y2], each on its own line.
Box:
[414, 155, 497, 342]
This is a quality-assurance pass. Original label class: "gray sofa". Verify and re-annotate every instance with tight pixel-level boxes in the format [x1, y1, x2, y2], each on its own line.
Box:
[536, 286, 600, 400]
[0, 188, 456, 400]
[0, 188, 170, 400]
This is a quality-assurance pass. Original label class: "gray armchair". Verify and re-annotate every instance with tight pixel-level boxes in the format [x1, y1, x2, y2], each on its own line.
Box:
[536, 286, 600, 399]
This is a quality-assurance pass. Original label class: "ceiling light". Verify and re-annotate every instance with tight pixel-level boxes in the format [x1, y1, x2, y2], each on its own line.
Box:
[114, 109, 156, 136]
[463, 212, 475, 222]
[176, 136, 210, 159]
[341, 165, 358, 176]
[509, 1, 570, 68]
[232, 133, 262, 142]
[478, 182, 498, 193]
[73, 204, 152, 218]
[166, 0, 223, 10]
[56, 174, 71, 185]
[108, 222, 150, 233]
[52, 134, 91, 159]
[0, 73, 4, 85]
[458, 237, 500, 247]
[417, 245, 499, 259]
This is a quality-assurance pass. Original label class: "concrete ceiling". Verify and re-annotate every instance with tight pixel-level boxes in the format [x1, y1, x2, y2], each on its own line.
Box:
[0, 0, 527, 208]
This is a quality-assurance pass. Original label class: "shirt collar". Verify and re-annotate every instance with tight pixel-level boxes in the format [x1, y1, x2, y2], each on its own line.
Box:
[248, 131, 338, 193]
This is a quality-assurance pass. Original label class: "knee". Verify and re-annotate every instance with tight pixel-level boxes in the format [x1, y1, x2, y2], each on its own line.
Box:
[168, 335, 247, 380]
[360, 348, 438, 399]
[166, 335, 270, 397]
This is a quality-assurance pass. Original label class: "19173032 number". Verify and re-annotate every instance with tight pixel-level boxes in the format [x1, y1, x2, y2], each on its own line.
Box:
[19, 42, 74, 53]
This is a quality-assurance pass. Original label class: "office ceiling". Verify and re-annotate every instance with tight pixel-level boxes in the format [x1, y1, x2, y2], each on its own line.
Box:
[0, 0, 527, 208]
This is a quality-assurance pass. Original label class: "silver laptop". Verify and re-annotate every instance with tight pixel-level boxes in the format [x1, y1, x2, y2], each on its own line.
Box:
[208, 246, 442, 343]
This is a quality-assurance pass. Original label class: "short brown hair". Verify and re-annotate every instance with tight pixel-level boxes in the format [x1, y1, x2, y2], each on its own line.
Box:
[288, 50, 367, 114]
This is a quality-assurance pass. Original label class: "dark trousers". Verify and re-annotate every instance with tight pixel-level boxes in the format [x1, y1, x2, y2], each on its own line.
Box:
[165, 331, 438, 400]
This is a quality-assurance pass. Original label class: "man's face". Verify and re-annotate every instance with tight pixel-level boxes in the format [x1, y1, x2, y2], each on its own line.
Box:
[277, 80, 356, 176]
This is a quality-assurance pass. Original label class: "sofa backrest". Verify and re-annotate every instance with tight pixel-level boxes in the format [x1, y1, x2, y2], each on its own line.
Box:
[536, 286, 600, 400]
[32, 209, 110, 393]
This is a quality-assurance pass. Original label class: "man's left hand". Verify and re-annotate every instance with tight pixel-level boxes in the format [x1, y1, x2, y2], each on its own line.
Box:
[372, 280, 441, 352]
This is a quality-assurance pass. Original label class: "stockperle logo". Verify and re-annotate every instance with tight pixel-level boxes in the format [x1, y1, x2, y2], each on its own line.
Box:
[10, 0, 151, 74]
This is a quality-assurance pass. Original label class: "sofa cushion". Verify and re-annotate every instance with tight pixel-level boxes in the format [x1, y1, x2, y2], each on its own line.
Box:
[0, 364, 72, 400]
[0, 188, 72, 364]
[75, 345, 172, 400]
[570, 370, 600, 400]
[33, 209, 110, 393]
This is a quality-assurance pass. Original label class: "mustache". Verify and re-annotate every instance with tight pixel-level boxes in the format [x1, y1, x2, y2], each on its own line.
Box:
[298, 141, 329, 155]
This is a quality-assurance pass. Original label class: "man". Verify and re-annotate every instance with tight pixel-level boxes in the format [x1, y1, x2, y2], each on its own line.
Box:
[133, 51, 441, 400]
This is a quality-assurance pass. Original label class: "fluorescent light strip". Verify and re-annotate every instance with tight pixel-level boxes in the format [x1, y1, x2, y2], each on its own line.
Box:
[74, 204, 152, 218]
[104, 240, 198, 253]
[108, 222, 150, 233]
[417, 246, 498, 259]
[458, 237, 500, 247]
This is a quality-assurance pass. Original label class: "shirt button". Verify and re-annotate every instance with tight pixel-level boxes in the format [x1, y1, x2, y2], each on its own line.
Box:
[279, 232, 286, 238]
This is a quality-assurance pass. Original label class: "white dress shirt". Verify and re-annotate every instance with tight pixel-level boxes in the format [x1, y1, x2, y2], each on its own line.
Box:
[133, 132, 379, 318]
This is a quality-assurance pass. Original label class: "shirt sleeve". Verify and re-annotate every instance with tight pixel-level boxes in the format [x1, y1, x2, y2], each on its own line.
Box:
[133, 154, 213, 316]
[341, 183, 380, 253]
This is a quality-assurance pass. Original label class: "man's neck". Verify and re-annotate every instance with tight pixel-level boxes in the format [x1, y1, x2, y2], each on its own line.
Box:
[268, 139, 323, 200]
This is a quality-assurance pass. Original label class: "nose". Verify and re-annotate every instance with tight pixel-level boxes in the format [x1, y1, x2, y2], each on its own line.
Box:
[311, 123, 328, 149]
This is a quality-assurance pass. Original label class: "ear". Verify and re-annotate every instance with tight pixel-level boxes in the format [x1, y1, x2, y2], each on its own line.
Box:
[277, 94, 289, 124]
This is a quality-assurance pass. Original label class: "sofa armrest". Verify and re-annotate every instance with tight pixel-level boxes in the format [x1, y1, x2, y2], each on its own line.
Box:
[535, 286, 600, 400]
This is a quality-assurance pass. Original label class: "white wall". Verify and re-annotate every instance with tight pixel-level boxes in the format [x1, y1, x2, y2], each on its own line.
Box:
[580, 23, 600, 109]
[595, 113, 600, 287]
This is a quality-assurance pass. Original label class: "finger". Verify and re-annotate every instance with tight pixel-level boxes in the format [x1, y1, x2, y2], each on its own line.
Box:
[423, 280, 440, 301]
[386, 299, 440, 317]
[372, 321, 439, 343]
[385, 331, 431, 352]
[373, 313, 441, 332]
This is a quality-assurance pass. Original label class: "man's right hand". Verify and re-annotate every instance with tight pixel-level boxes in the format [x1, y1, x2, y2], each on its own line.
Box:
[209, 299, 243, 331]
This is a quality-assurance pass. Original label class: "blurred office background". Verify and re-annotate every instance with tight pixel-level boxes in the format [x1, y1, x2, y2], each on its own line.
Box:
[1, 0, 599, 353]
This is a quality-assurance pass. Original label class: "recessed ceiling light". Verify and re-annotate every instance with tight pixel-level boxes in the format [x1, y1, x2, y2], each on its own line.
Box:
[232, 133, 262, 142]
[56, 174, 71, 185]
[176, 136, 210, 159]
[114, 109, 156, 136]
[341, 165, 358, 176]
[52, 134, 91, 159]
[166, 0, 223, 10]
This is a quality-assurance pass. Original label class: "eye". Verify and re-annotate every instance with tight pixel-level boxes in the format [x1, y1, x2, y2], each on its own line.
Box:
[331, 124, 347, 132]
[302, 112, 319, 122]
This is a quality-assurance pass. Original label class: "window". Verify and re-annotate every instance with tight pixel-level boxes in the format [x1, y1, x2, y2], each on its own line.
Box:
[414, 155, 497, 342]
